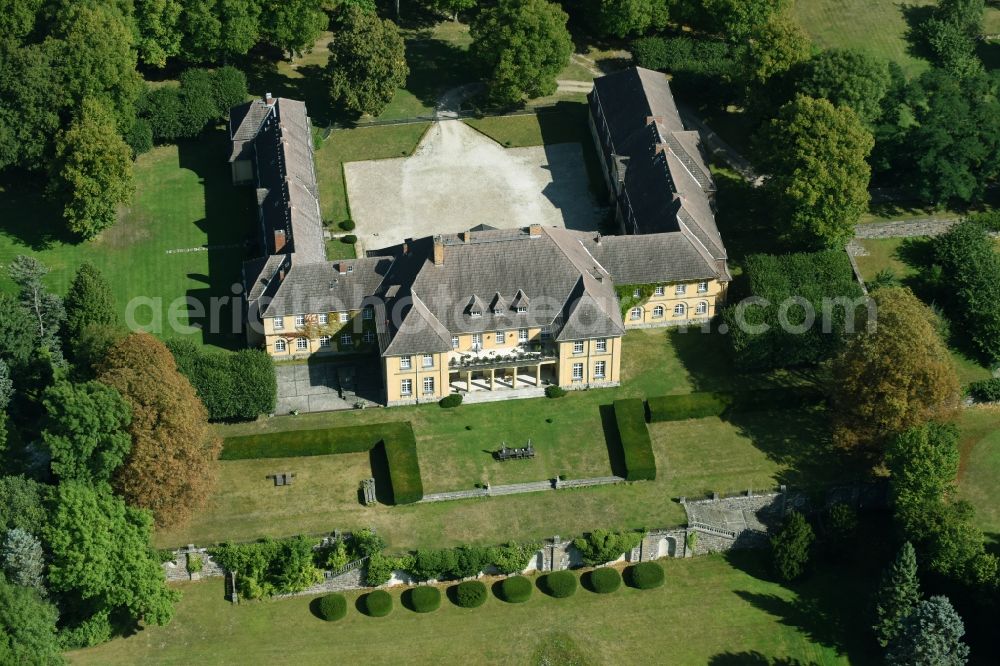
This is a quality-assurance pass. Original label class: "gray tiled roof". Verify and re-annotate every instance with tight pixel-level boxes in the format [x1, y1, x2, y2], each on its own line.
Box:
[381, 293, 454, 356]
[579, 232, 720, 285]
[229, 99, 271, 161]
[261, 256, 392, 317]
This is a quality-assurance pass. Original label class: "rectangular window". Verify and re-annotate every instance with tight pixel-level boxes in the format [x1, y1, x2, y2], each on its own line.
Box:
[594, 361, 606, 379]
[319, 336, 331, 348]
[654, 286, 664, 296]
[452, 335, 459, 349]
[423, 377, 435, 395]
[422, 354, 434, 368]
[541, 330, 551, 340]
[632, 288, 641, 298]
[518, 328, 528, 343]
[363, 331, 375, 344]
[495, 330, 505, 342]
[572, 363, 584, 381]
[318, 313, 328, 325]
[296, 338, 308, 351]
[363, 306, 374, 320]
[274, 339, 286, 352]
[595, 338, 607, 353]
[573, 341, 584, 354]
[294, 314, 305, 327]
[400, 356, 411, 370]
[400, 379, 412, 396]
[471, 333, 482, 349]
[273, 317, 284, 331]
[339, 312, 349, 323]
[698, 281, 709, 293]
[517, 306, 527, 314]
[340, 333, 352, 346]
[675, 284, 687, 296]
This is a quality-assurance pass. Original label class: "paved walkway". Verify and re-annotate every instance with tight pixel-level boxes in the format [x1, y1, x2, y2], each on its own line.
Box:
[274, 360, 381, 414]
[419, 475, 625, 503]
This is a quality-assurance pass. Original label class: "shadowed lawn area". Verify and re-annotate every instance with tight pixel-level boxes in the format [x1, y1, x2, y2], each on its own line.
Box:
[68, 552, 878, 665]
[154, 330, 848, 550]
[0, 132, 256, 350]
[958, 408, 1000, 538]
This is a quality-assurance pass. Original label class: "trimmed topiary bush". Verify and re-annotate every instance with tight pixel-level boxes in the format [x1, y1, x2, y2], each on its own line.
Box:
[453, 580, 488, 608]
[545, 385, 566, 398]
[316, 593, 347, 621]
[340, 219, 356, 231]
[408, 586, 441, 613]
[542, 570, 577, 598]
[439, 394, 463, 408]
[499, 575, 532, 603]
[362, 589, 393, 617]
[625, 562, 664, 589]
[342, 234, 357, 244]
[588, 567, 621, 594]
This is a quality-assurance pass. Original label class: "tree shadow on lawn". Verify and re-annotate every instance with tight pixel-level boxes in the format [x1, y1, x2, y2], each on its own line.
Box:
[724, 550, 880, 664]
[900, 4, 938, 62]
[708, 653, 809, 665]
[403, 36, 476, 109]
[0, 173, 77, 251]
[178, 132, 258, 350]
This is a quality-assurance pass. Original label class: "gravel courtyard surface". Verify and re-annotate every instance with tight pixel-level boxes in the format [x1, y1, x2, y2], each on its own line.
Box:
[343, 120, 601, 252]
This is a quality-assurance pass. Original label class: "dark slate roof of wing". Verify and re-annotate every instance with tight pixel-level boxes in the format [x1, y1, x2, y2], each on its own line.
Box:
[244, 254, 290, 303]
[261, 256, 392, 317]
[229, 99, 272, 161]
[578, 232, 721, 284]
[555, 275, 625, 341]
[381, 293, 454, 356]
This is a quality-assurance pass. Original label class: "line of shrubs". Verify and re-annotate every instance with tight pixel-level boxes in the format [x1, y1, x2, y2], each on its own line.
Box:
[220, 422, 423, 504]
[969, 377, 1000, 403]
[167, 339, 277, 422]
[645, 387, 827, 422]
[365, 541, 540, 587]
[313, 562, 665, 621]
[613, 399, 656, 481]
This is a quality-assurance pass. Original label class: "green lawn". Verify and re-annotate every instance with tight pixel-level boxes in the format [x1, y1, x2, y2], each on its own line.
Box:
[958, 408, 1000, 540]
[153, 330, 851, 550]
[68, 553, 879, 665]
[0, 132, 257, 350]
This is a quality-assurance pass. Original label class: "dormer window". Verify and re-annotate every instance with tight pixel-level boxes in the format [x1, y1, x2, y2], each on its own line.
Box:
[516, 305, 527, 314]
[471, 308, 482, 318]
[493, 307, 502, 315]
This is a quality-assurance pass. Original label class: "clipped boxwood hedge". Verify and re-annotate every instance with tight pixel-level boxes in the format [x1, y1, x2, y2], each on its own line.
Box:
[454, 580, 488, 608]
[499, 575, 532, 603]
[408, 586, 441, 613]
[647, 392, 730, 421]
[362, 590, 393, 617]
[613, 399, 656, 481]
[316, 593, 347, 621]
[588, 567, 621, 594]
[439, 394, 463, 408]
[646, 387, 825, 422]
[545, 385, 566, 398]
[625, 561, 664, 589]
[542, 570, 577, 598]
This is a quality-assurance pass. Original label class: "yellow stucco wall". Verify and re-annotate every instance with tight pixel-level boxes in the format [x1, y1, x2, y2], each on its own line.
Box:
[264, 310, 375, 357]
[383, 352, 449, 402]
[555, 336, 621, 387]
[622, 279, 726, 327]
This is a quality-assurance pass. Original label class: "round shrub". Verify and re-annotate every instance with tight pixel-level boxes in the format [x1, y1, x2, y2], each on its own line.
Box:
[439, 394, 463, 408]
[454, 580, 487, 608]
[499, 575, 532, 603]
[362, 590, 393, 617]
[545, 385, 566, 399]
[339, 219, 356, 231]
[342, 234, 357, 244]
[408, 586, 441, 613]
[316, 593, 347, 621]
[625, 562, 664, 589]
[542, 570, 577, 598]
[588, 567, 621, 594]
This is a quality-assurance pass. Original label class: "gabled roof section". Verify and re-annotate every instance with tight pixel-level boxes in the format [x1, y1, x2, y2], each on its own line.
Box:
[261, 256, 391, 317]
[467, 294, 486, 315]
[382, 293, 453, 356]
[490, 292, 506, 312]
[229, 99, 272, 161]
[555, 275, 625, 341]
[511, 289, 529, 310]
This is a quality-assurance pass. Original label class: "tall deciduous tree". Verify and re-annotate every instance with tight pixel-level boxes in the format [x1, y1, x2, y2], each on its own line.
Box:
[0, 476, 48, 534]
[50, 98, 135, 239]
[42, 381, 132, 483]
[584, 0, 668, 39]
[704, 0, 784, 42]
[873, 542, 921, 647]
[0, 575, 62, 665]
[44, 481, 177, 628]
[135, 0, 184, 67]
[326, 6, 408, 117]
[770, 510, 814, 581]
[97, 333, 220, 527]
[886, 423, 960, 520]
[63, 263, 118, 356]
[754, 95, 874, 249]
[829, 287, 959, 452]
[260, 0, 328, 57]
[744, 14, 809, 84]
[471, 0, 572, 106]
[0, 295, 38, 373]
[794, 49, 892, 125]
[886, 596, 970, 666]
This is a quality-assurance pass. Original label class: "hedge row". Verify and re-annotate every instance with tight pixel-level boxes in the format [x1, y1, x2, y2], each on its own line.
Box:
[221, 422, 423, 504]
[646, 387, 826, 422]
[969, 378, 1000, 402]
[613, 399, 656, 481]
[167, 339, 277, 421]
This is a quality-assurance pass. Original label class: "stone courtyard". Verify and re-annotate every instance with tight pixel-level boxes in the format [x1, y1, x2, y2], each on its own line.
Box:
[343, 119, 603, 252]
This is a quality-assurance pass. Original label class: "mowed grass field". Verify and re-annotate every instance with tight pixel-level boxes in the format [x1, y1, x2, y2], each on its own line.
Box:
[153, 330, 853, 550]
[958, 407, 1000, 541]
[68, 553, 880, 665]
[0, 133, 257, 350]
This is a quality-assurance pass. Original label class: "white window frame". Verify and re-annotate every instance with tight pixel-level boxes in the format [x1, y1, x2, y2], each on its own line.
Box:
[273, 317, 284, 331]
[363, 306, 374, 320]
[516, 305, 527, 314]
[674, 303, 686, 317]
[295, 337, 308, 351]
[493, 307, 503, 315]
[697, 281, 709, 293]
[654, 286, 665, 296]
[400, 379, 412, 396]
[518, 328, 528, 343]
[573, 341, 584, 354]
[423, 377, 435, 395]
[471, 333, 482, 349]
[294, 314, 305, 327]
[571, 363, 584, 381]
[422, 354, 434, 368]
[495, 330, 505, 342]
[595, 338, 607, 353]
[339, 312, 349, 323]
[274, 339, 286, 352]
[594, 360, 606, 379]
[400, 355, 411, 370]
[470, 310, 482, 319]
[452, 335, 459, 349]
[318, 313, 328, 325]
[363, 331, 375, 344]
[696, 301, 708, 315]
[632, 288, 641, 298]
[653, 305, 664, 318]
[340, 333, 352, 346]
[629, 307, 642, 321]
[319, 336, 331, 348]
[675, 284, 687, 296]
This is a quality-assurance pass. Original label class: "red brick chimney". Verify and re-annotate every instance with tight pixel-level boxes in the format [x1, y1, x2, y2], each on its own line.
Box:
[265, 92, 275, 106]
[529, 224, 542, 238]
[432, 235, 444, 265]
[273, 230, 286, 253]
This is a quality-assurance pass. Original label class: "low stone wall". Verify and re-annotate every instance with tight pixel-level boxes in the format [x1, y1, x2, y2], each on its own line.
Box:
[163, 546, 225, 582]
